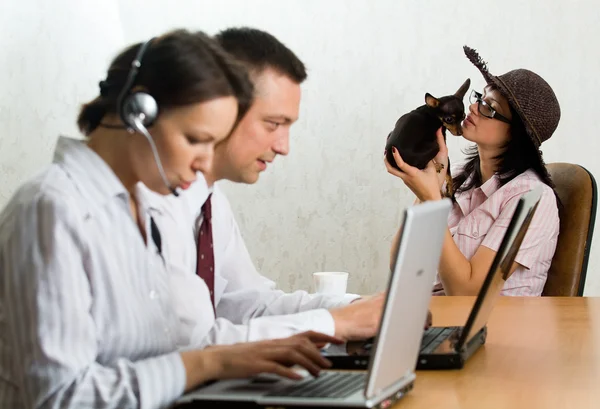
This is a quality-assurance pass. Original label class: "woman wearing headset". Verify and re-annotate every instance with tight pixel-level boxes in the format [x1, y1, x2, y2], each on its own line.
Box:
[0, 29, 339, 409]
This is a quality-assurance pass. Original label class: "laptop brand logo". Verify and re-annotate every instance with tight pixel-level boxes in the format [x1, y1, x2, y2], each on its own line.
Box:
[416, 269, 424, 276]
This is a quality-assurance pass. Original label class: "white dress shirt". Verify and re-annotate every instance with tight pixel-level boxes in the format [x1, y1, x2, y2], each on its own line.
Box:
[138, 173, 360, 348]
[0, 137, 185, 409]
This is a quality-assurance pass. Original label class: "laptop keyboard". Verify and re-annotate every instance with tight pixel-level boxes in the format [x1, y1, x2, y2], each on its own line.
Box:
[420, 327, 459, 354]
[359, 326, 461, 355]
[265, 372, 366, 399]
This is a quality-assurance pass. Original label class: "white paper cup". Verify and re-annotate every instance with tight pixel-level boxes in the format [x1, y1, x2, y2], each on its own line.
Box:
[312, 272, 349, 295]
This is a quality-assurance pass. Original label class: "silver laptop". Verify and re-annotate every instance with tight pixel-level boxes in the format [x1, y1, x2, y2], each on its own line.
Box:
[326, 185, 545, 371]
[415, 185, 545, 368]
[174, 199, 452, 409]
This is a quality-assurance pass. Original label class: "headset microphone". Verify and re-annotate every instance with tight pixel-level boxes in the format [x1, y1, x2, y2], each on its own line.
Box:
[129, 115, 180, 197]
[116, 37, 180, 197]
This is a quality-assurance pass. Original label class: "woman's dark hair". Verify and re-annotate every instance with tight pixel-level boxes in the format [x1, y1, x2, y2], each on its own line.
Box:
[77, 29, 253, 135]
[452, 88, 557, 196]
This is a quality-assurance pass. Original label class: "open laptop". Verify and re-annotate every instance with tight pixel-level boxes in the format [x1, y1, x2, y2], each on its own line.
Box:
[174, 199, 452, 409]
[327, 185, 544, 371]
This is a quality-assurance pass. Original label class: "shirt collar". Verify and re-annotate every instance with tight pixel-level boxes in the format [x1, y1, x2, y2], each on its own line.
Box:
[136, 171, 213, 218]
[455, 172, 501, 215]
[135, 182, 168, 215]
[479, 174, 501, 198]
[53, 136, 127, 207]
[189, 171, 213, 207]
[204, 173, 215, 195]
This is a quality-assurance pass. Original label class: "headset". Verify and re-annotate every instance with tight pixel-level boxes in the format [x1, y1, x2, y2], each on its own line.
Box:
[115, 37, 179, 197]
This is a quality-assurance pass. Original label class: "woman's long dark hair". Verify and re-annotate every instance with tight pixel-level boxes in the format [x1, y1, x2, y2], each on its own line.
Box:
[77, 29, 254, 135]
[452, 93, 557, 200]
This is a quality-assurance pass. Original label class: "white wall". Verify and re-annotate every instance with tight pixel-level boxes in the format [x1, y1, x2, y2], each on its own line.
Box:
[0, 0, 124, 203]
[2, 0, 599, 295]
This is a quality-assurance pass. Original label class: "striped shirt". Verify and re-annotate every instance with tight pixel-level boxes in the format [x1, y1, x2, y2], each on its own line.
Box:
[0, 137, 185, 408]
[433, 169, 559, 296]
[136, 176, 355, 349]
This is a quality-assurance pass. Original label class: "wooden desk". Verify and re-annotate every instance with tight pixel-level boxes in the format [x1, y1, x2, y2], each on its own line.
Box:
[396, 296, 600, 409]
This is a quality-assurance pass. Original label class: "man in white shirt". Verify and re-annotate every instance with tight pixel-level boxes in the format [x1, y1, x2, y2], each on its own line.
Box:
[143, 27, 385, 347]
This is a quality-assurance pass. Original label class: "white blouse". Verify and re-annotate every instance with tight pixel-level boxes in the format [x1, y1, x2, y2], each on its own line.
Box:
[0, 137, 185, 409]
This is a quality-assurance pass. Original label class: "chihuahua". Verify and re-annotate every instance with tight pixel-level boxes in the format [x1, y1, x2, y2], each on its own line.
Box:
[385, 78, 471, 199]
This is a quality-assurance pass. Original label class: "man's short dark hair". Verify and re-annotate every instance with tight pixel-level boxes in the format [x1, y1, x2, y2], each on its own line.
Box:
[215, 27, 307, 84]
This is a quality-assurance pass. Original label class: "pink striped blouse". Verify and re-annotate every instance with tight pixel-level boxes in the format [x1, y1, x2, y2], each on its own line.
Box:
[433, 169, 560, 296]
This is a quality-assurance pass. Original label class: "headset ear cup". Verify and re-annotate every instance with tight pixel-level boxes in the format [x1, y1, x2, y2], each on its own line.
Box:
[122, 92, 158, 128]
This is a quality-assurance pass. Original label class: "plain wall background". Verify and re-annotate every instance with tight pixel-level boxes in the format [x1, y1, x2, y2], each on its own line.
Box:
[1, 0, 599, 295]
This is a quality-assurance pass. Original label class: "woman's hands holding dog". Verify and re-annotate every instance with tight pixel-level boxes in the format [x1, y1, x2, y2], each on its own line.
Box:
[384, 127, 447, 202]
[431, 128, 449, 190]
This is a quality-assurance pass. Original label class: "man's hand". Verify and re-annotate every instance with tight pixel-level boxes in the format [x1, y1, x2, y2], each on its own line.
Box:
[329, 292, 385, 341]
[425, 310, 432, 330]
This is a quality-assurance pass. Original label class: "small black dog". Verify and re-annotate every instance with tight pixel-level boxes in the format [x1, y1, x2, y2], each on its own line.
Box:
[385, 78, 471, 199]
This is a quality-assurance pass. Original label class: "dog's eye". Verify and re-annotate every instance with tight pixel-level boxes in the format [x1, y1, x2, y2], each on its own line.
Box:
[444, 116, 454, 124]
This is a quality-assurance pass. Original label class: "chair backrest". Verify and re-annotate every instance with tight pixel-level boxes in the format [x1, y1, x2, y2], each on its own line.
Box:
[543, 163, 597, 296]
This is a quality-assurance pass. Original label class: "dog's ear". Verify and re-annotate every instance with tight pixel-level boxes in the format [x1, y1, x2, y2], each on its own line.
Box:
[455, 78, 471, 99]
[425, 93, 439, 108]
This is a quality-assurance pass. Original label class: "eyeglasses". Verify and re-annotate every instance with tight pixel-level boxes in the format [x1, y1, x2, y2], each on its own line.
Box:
[469, 90, 512, 124]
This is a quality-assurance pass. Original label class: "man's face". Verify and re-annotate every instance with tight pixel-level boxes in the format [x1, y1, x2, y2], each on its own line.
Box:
[210, 67, 301, 184]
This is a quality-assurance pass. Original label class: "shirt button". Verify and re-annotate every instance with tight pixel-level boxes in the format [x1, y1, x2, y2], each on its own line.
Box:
[200, 254, 205, 260]
[149, 290, 158, 300]
[473, 231, 479, 238]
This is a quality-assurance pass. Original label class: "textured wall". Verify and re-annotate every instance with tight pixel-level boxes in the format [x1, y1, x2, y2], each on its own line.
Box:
[0, 0, 124, 204]
[2, 0, 599, 295]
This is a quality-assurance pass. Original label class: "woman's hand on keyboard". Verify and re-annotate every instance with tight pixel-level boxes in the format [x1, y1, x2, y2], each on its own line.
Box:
[182, 331, 343, 388]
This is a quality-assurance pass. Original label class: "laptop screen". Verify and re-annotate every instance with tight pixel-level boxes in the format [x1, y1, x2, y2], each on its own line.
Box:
[365, 199, 451, 398]
[456, 186, 543, 347]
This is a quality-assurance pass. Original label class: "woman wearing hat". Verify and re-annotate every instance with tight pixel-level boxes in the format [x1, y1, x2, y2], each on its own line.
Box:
[0, 29, 339, 409]
[385, 46, 561, 297]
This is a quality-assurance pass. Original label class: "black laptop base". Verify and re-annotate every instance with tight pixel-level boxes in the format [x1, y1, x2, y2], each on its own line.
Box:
[326, 326, 487, 371]
[417, 326, 487, 369]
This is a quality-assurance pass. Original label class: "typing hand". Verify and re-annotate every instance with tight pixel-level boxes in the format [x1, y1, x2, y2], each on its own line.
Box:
[202, 331, 343, 381]
[425, 310, 433, 330]
[346, 309, 432, 355]
[329, 292, 385, 341]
